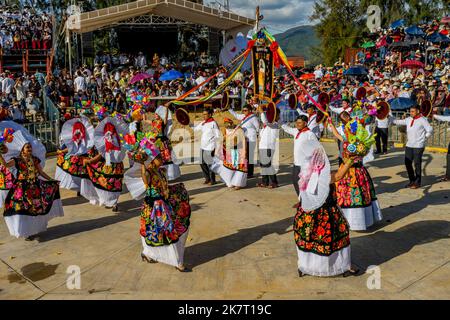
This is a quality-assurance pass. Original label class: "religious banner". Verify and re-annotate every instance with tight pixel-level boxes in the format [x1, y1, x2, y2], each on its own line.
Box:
[251, 34, 274, 101]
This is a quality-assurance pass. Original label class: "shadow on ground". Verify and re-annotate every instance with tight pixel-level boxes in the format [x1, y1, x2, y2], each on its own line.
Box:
[353, 220, 450, 269]
[185, 217, 292, 268]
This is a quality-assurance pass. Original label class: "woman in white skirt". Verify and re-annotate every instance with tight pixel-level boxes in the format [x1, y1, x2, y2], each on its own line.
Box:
[328, 113, 382, 231]
[1, 130, 64, 240]
[212, 118, 248, 190]
[294, 139, 359, 277]
[55, 116, 94, 192]
[129, 137, 191, 272]
[80, 116, 128, 212]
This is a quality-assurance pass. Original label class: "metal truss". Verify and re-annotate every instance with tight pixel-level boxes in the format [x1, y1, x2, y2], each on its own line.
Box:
[116, 14, 191, 26]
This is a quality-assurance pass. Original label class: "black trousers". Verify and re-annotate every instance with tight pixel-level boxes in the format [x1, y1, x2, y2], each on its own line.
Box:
[375, 127, 389, 153]
[446, 142, 450, 179]
[200, 149, 216, 183]
[259, 149, 278, 185]
[292, 165, 301, 196]
[405, 147, 425, 185]
[246, 140, 256, 177]
[337, 140, 343, 166]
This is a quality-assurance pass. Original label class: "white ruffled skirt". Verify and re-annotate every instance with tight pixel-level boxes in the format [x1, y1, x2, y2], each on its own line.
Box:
[296, 246, 351, 277]
[211, 160, 247, 188]
[80, 179, 121, 207]
[4, 199, 64, 238]
[123, 164, 146, 201]
[141, 230, 189, 267]
[55, 167, 82, 191]
[341, 200, 382, 231]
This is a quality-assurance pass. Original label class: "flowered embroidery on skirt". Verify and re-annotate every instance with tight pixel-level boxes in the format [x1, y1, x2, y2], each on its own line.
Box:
[140, 181, 191, 247]
[57, 153, 89, 178]
[294, 203, 350, 256]
[0, 164, 13, 190]
[335, 164, 377, 208]
[4, 179, 61, 216]
[87, 159, 124, 192]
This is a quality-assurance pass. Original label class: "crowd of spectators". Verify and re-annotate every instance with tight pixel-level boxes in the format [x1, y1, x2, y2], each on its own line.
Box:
[0, 6, 53, 53]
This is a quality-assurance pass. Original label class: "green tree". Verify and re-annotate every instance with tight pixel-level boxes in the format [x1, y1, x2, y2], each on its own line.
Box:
[310, 0, 365, 65]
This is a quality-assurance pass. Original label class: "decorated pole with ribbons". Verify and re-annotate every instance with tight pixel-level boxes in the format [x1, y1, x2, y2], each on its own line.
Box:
[261, 29, 329, 117]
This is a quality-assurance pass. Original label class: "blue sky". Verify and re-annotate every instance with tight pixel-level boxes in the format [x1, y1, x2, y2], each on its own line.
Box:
[204, 0, 316, 34]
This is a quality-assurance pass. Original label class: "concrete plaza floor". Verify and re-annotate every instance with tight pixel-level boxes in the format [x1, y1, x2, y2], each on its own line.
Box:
[0, 140, 449, 299]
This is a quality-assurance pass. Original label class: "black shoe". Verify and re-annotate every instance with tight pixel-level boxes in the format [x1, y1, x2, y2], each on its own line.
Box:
[25, 235, 37, 241]
[410, 183, 421, 189]
[76, 191, 81, 197]
[405, 182, 414, 188]
[343, 268, 360, 277]
[298, 270, 304, 277]
[141, 253, 157, 263]
[175, 265, 192, 272]
[112, 205, 119, 212]
[374, 151, 381, 155]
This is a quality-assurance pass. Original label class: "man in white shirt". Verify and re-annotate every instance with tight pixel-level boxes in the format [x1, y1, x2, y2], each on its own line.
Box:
[393, 105, 433, 188]
[329, 98, 352, 115]
[281, 115, 320, 206]
[296, 104, 322, 139]
[192, 108, 221, 185]
[74, 71, 86, 93]
[135, 52, 147, 69]
[2, 74, 15, 98]
[374, 112, 394, 154]
[229, 104, 260, 177]
[257, 106, 280, 188]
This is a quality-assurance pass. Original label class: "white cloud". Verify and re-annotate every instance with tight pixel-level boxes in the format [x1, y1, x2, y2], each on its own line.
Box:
[205, 0, 315, 33]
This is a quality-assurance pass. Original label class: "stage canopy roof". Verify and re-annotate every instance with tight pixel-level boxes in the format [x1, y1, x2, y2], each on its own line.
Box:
[66, 0, 255, 34]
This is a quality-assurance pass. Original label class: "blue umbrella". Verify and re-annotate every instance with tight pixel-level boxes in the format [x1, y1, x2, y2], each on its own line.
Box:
[390, 19, 405, 29]
[388, 97, 415, 111]
[344, 66, 368, 76]
[405, 25, 425, 37]
[159, 70, 184, 81]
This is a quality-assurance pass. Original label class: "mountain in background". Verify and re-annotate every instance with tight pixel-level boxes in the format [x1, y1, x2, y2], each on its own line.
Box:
[274, 25, 320, 64]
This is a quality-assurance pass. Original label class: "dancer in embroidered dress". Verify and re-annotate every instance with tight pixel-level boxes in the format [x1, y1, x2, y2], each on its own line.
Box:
[212, 118, 248, 190]
[80, 116, 128, 212]
[144, 103, 181, 181]
[294, 139, 359, 277]
[55, 116, 95, 193]
[327, 114, 382, 231]
[1, 131, 64, 240]
[123, 136, 191, 272]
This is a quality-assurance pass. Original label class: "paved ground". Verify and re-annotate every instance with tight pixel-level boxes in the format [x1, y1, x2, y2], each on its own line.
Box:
[0, 140, 449, 300]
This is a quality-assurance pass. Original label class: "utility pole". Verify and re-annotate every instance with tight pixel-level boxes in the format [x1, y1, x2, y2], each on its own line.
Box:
[255, 6, 260, 31]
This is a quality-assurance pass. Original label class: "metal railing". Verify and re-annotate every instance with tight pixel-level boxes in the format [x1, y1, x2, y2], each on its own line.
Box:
[280, 111, 449, 150]
[23, 121, 59, 153]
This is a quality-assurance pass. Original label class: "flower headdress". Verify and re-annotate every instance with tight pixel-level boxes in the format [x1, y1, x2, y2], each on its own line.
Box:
[0, 128, 15, 146]
[342, 119, 376, 157]
[121, 131, 160, 163]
